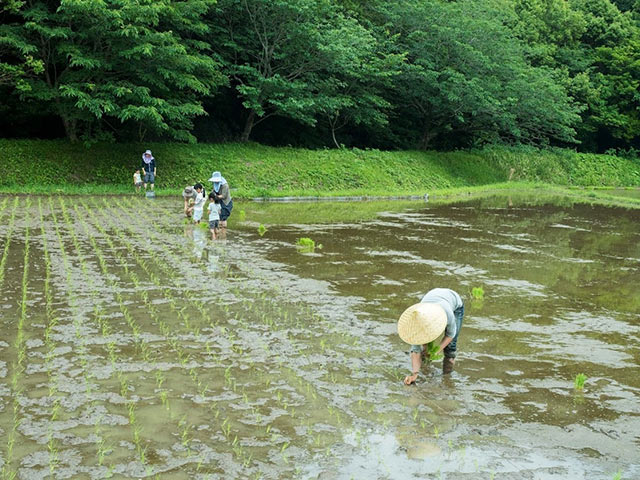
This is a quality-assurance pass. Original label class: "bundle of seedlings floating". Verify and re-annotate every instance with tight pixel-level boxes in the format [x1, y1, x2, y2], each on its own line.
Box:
[471, 287, 484, 299]
[471, 286, 485, 310]
[574, 373, 587, 390]
[295, 237, 322, 253]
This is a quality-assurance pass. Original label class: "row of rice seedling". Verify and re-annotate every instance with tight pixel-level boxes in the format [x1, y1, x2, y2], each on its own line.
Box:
[1, 198, 31, 480]
[37, 198, 63, 477]
[0, 197, 18, 291]
[0, 197, 8, 220]
[63, 198, 194, 476]
[80, 199, 251, 473]
[48, 197, 123, 477]
[104, 199, 360, 468]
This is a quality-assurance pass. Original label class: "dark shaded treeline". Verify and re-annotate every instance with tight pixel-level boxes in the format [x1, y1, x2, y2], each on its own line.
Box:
[1, 0, 639, 153]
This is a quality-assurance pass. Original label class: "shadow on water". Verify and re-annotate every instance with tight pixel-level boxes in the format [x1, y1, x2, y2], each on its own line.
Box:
[0, 191, 638, 479]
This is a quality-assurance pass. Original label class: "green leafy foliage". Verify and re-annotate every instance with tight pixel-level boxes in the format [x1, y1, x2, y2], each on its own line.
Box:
[2, 0, 225, 142]
[1, 0, 639, 152]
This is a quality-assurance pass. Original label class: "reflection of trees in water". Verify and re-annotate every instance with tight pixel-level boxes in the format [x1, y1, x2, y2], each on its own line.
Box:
[263, 198, 638, 317]
[450, 203, 639, 313]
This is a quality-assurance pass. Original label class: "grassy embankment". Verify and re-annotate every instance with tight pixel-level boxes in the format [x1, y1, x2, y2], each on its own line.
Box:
[1, 139, 639, 205]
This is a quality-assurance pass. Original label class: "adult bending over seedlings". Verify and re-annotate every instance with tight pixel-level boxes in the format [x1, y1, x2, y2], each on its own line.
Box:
[208, 171, 232, 227]
[397, 288, 464, 384]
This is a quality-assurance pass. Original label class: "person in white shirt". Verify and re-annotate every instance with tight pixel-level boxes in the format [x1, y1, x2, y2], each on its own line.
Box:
[192, 183, 206, 224]
[133, 169, 142, 192]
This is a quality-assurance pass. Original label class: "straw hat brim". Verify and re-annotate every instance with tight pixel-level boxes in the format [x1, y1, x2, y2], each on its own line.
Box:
[397, 303, 447, 345]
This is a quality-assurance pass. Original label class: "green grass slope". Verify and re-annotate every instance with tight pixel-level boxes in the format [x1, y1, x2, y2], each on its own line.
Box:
[1, 140, 638, 197]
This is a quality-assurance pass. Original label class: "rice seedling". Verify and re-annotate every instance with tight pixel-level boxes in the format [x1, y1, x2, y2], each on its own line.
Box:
[471, 287, 484, 299]
[258, 223, 267, 236]
[295, 237, 316, 253]
[427, 341, 443, 361]
[77, 199, 250, 470]
[0, 197, 18, 290]
[1, 202, 30, 480]
[574, 373, 587, 390]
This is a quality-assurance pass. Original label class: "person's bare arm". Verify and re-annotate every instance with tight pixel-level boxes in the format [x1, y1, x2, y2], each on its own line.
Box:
[404, 351, 423, 385]
[436, 336, 453, 355]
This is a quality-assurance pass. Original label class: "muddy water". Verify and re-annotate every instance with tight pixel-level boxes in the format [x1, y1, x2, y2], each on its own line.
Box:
[0, 194, 638, 479]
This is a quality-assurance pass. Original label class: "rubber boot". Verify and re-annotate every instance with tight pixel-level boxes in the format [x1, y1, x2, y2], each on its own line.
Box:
[443, 357, 455, 375]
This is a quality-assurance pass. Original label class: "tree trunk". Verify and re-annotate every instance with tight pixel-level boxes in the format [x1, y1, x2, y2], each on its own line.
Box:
[331, 126, 340, 149]
[240, 110, 256, 142]
[420, 126, 435, 150]
[62, 116, 78, 142]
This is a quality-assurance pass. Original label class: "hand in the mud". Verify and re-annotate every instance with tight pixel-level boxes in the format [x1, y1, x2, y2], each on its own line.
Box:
[404, 373, 418, 385]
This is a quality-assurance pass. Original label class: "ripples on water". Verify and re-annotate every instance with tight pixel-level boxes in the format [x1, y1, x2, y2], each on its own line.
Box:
[0, 194, 637, 479]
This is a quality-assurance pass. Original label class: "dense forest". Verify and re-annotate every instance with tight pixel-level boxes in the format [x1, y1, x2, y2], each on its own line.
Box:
[1, 0, 639, 153]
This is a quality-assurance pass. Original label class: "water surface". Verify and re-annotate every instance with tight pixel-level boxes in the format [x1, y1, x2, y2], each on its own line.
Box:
[0, 194, 637, 479]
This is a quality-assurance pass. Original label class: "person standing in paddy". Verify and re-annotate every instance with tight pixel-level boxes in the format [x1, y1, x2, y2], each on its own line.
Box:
[208, 171, 233, 227]
[141, 149, 156, 191]
[397, 288, 464, 384]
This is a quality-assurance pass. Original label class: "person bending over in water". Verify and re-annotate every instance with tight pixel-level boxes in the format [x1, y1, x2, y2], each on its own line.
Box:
[397, 288, 464, 384]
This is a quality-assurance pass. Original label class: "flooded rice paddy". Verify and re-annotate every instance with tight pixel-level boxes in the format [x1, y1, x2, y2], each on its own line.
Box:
[0, 193, 638, 479]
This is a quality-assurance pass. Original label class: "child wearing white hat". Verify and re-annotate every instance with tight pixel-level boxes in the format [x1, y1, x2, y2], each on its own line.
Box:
[397, 288, 464, 384]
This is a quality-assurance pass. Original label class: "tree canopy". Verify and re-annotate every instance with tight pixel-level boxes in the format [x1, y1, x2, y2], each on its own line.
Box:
[0, 0, 638, 153]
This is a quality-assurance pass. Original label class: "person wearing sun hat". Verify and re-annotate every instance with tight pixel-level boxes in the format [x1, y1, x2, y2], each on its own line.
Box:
[208, 171, 233, 227]
[398, 288, 464, 384]
[140, 149, 156, 191]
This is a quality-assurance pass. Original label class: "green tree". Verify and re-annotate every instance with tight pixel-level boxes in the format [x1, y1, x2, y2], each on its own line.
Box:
[385, 0, 581, 149]
[209, 0, 398, 143]
[511, 0, 640, 151]
[0, 0, 44, 89]
[3, 0, 224, 142]
[571, 0, 640, 148]
[315, 17, 402, 148]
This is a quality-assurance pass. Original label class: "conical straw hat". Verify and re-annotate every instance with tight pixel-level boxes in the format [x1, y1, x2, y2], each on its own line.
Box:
[397, 303, 447, 345]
